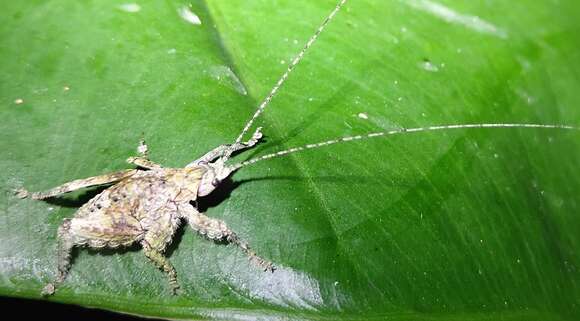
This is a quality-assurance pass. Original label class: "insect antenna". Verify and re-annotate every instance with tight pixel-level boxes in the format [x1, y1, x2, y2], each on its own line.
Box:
[234, 0, 349, 145]
[230, 123, 579, 171]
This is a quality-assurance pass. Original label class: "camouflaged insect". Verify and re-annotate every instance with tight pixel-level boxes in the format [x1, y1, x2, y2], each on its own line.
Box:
[17, 128, 273, 295]
[15, 0, 578, 296]
[16, 0, 351, 297]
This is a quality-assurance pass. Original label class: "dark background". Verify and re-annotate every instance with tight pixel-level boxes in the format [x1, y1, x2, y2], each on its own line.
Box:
[0, 297, 161, 320]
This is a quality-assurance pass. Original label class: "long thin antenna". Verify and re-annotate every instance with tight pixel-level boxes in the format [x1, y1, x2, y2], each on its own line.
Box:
[234, 0, 349, 144]
[231, 123, 578, 170]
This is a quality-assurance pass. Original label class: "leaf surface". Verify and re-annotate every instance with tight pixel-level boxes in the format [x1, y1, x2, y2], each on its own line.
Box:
[1, 0, 579, 320]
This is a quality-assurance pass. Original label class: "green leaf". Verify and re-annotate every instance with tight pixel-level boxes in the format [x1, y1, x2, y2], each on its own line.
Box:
[1, 0, 579, 320]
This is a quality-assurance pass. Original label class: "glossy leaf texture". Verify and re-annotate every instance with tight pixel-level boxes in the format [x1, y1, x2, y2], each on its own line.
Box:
[1, 0, 579, 320]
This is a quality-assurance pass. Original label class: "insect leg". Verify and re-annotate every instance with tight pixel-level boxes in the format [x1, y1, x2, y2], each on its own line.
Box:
[137, 138, 149, 157]
[42, 219, 74, 296]
[142, 240, 179, 295]
[126, 157, 162, 169]
[180, 205, 274, 272]
[43, 213, 145, 295]
[16, 169, 137, 200]
[126, 138, 163, 169]
[186, 127, 263, 167]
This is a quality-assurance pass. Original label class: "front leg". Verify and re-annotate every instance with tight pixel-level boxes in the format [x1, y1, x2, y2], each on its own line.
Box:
[187, 127, 263, 167]
[179, 205, 274, 272]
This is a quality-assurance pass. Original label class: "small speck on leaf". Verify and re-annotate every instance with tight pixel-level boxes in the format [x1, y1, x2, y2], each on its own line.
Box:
[119, 3, 141, 13]
[420, 59, 439, 72]
[178, 6, 201, 25]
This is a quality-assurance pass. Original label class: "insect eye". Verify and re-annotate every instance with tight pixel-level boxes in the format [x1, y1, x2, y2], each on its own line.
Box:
[212, 179, 219, 186]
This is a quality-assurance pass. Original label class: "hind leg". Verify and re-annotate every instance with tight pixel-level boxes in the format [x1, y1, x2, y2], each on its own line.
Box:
[42, 219, 74, 296]
[42, 212, 144, 295]
[16, 169, 137, 200]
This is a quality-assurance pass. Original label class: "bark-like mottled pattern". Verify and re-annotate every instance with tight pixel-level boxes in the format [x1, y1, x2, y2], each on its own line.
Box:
[40, 167, 206, 294]
[25, 132, 274, 295]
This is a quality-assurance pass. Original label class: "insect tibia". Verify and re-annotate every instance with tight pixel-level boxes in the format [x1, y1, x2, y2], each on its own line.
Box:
[231, 123, 579, 170]
[234, 0, 349, 144]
